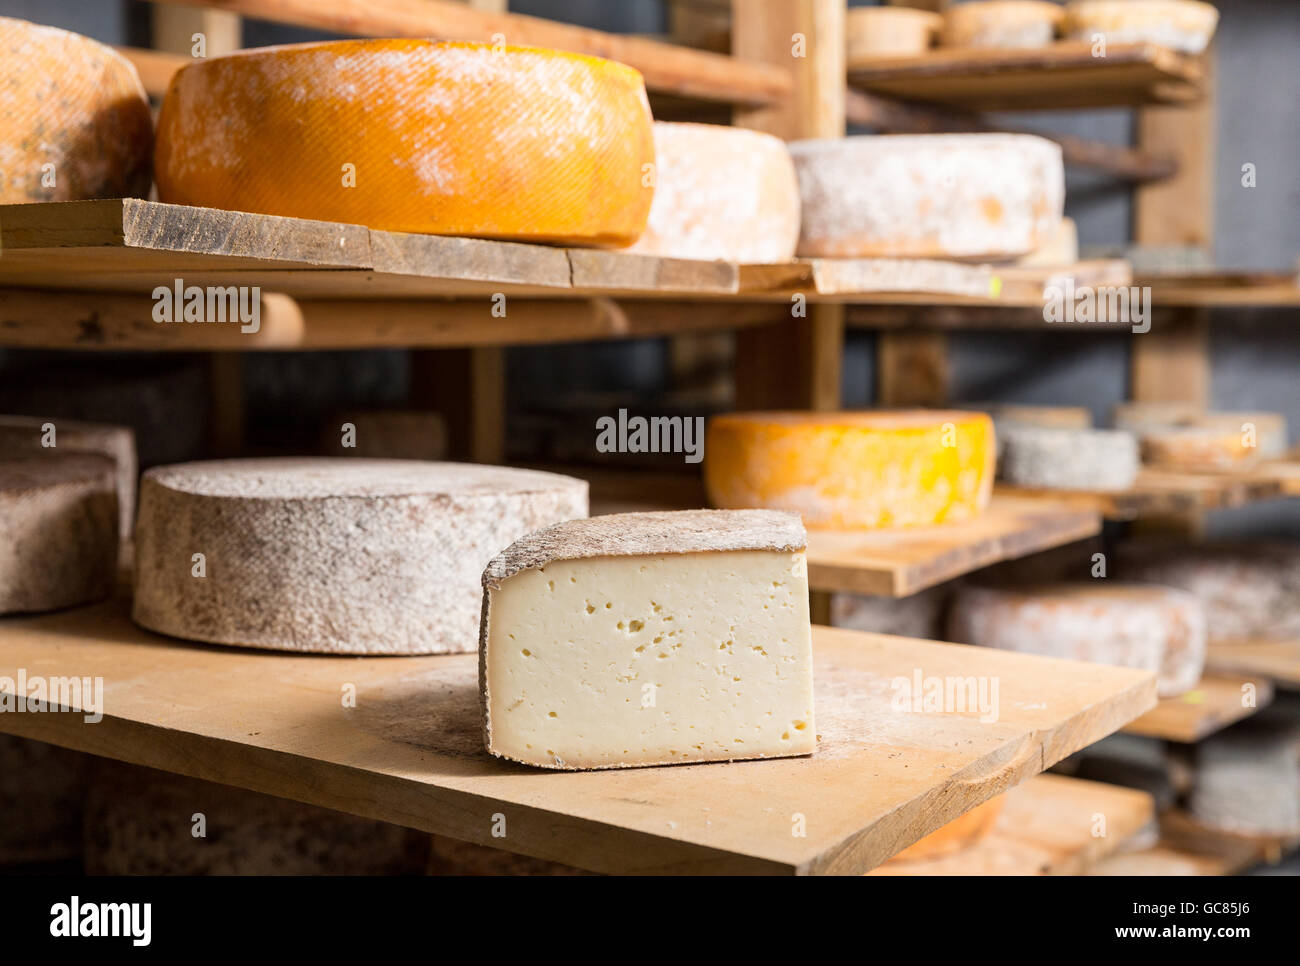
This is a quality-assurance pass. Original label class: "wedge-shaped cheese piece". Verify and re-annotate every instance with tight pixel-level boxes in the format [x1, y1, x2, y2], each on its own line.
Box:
[0, 454, 118, 615]
[789, 134, 1064, 259]
[155, 40, 655, 245]
[0, 16, 152, 203]
[480, 510, 815, 770]
[706, 410, 995, 530]
[996, 424, 1139, 491]
[1063, 0, 1219, 55]
[940, 1, 1063, 49]
[133, 459, 587, 654]
[627, 122, 800, 263]
[948, 582, 1206, 697]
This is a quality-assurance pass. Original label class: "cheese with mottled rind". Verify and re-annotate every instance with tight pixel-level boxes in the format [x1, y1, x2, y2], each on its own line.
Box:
[706, 410, 995, 530]
[941, 1, 1064, 49]
[132, 459, 587, 654]
[789, 134, 1064, 259]
[996, 424, 1139, 491]
[155, 39, 655, 246]
[0, 16, 152, 204]
[480, 510, 815, 770]
[1063, 0, 1219, 54]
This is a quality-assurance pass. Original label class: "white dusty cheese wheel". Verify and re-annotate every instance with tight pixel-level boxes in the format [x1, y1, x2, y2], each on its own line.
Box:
[0, 415, 137, 535]
[846, 7, 942, 59]
[940, 1, 1064, 49]
[84, 762, 430, 875]
[0, 735, 89, 866]
[948, 582, 1206, 697]
[321, 411, 449, 461]
[996, 424, 1139, 491]
[155, 39, 655, 246]
[627, 122, 800, 263]
[706, 410, 996, 530]
[789, 134, 1064, 259]
[0, 16, 152, 203]
[480, 510, 814, 770]
[0, 455, 118, 615]
[1190, 710, 1300, 836]
[831, 584, 950, 641]
[1117, 541, 1300, 643]
[1063, 0, 1219, 55]
[132, 459, 587, 654]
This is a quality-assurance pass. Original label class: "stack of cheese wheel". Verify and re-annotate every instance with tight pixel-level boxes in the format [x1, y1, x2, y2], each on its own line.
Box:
[1063, 0, 1220, 54]
[132, 459, 587, 654]
[706, 410, 996, 530]
[789, 134, 1064, 259]
[941, 1, 1064, 49]
[155, 40, 655, 245]
[627, 122, 801, 263]
[1, 455, 118, 615]
[0, 416, 137, 535]
[1114, 402, 1287, 469]
[845, 6, 942, 59]
[1190, 707, 1300, 836]
[0, 16, 152, 203]
[948, 583, 1207, 697]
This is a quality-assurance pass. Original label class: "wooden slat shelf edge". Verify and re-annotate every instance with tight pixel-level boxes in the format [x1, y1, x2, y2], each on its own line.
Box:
[996, 468, 1288, 521]
[1123, 673, 1275, 743]
[1206, 638, 1300, 690]
[0, 600, 1156, 875]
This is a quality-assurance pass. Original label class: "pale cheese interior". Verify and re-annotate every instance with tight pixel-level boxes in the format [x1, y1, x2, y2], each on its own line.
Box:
[486, 549, 815, 769]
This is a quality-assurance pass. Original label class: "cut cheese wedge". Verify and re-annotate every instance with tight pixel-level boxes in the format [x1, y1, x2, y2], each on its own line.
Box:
[941, 1, 1063, 49]
[480, 510, 815, 770]
[155, 39, 655, 245]
[1063, 0, 1219, 54]
[706, 410, 995, 530]
[627, 122, 800, 263]
[132, 459, 587, 654]
[789, 134, 1064, 259]
[0, 16, 152, 203]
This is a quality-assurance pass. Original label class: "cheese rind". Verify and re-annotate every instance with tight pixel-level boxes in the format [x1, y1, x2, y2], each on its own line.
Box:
[1063, 0, 1219, 54]
[948, 582, 1206, 697]
[155, 40, 655, 246]
[789, 134, 1064, 259]
[940, 1, 1064, 49]
[480, 510, 815, 770]
[627, 122, 800, 263]
[996, 424, 1139, 491]
[132, 458, 587, 654]
[1113, 405, 1287, 468]
[705, 410, 995, 530]
[0, 16, 152, 203]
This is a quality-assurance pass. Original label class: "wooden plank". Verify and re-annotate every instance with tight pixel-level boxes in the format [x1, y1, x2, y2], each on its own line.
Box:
[1089, 840, 1260, 876]
[1124, 674, 1275, 743]
[1206, 639, 1300, 690]
[1160, 809, 1300, 868]
[0, 597, 1155, 875]
[117, 46, 190, 97]
[869, 774, 1154, 876]
[847, 42, 1203, 111]
[566, 249, 738, 296]
[147, 0, 790, 105]
[1140, 272, 1300, 307]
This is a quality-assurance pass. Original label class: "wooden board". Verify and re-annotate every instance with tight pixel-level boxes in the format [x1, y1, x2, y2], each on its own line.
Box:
[870, 774, 1154, 876]
[847, 42, 1204, 111]
[1089, 841, 1260, 876]
[1159, 809, 1300, 868]
[1124, 674, 1275, 743]
[1140, 272, 1300, 307]
[1206, 639, 1300, 690]
[996, 468, 1286, 521]
[0, 598, 1155, 875]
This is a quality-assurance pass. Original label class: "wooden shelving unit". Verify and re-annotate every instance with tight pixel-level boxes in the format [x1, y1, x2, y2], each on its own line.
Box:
[1206, 639, 1300, 690]
[1124, 673, 1275, 743]
[995, 469, 1288, 522]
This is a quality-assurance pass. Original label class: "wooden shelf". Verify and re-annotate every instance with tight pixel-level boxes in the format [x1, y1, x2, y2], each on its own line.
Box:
[1141, 271, 1300, 307]
[1159, 809, 1300, 868]
[1124, 674, 1275, 743]
[0, 597, 1154, 875]
[996, 468, 1287, 522]
[847, 42, 1204, 112]
[1206, 638, 1300, 690]
[869, 774, 1154, 876]
[1089, 841, 1261, 876]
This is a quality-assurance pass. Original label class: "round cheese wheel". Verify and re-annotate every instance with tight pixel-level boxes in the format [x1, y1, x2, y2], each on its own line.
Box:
[941, 1, 1064, 49]
[846, 7, 942, 59]
[0, 454, 118, 615]
[0, 16, 152, 204]
[155, 40, 655, 246]
[948, 582, 1207, 697]
[0, 415, 137, 536]
[131, 459, 588, 654]
[705, 410, 995, 530]
[1114, 405, 1287, 463]
[1139, 426, 1259, 470]
[996, 424, 1140, 491]
[789, 134, 1064, 259]
[1063, 0, 1219, 55]
[1190, 710, 1300, 836]
[627, 122, 800, 263]
[889, 795, 1005, 863]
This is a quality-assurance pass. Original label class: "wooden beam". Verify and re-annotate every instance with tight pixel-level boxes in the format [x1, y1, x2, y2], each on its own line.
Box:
[147, 0, 790, 105]
[877, 331, 949, 407]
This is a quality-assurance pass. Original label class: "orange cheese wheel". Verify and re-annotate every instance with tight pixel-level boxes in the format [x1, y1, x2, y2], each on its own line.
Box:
[155, 40, 656, 246]
[706, 410, 995, 530]
[890, 795, 1006, 863]
[0, 16, 152, 203]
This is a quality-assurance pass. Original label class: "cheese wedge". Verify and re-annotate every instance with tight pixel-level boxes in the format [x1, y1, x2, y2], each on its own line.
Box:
[480, 510, 815, 770]
[706, 410, 995, 530]
[155, 39, 655, 245]
[0, 16, 152, 203]
[940, 1, 1063, 49]
[1063, 0, 1219, 55]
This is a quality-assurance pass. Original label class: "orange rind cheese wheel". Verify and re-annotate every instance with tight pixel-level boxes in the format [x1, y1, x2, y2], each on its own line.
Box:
[0, 16, 152, 203]
[155, 39, 656, 246]
[705, 410, 996, 530]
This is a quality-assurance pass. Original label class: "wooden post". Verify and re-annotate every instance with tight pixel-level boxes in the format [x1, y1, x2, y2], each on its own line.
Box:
[731, 0, 845, 412]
